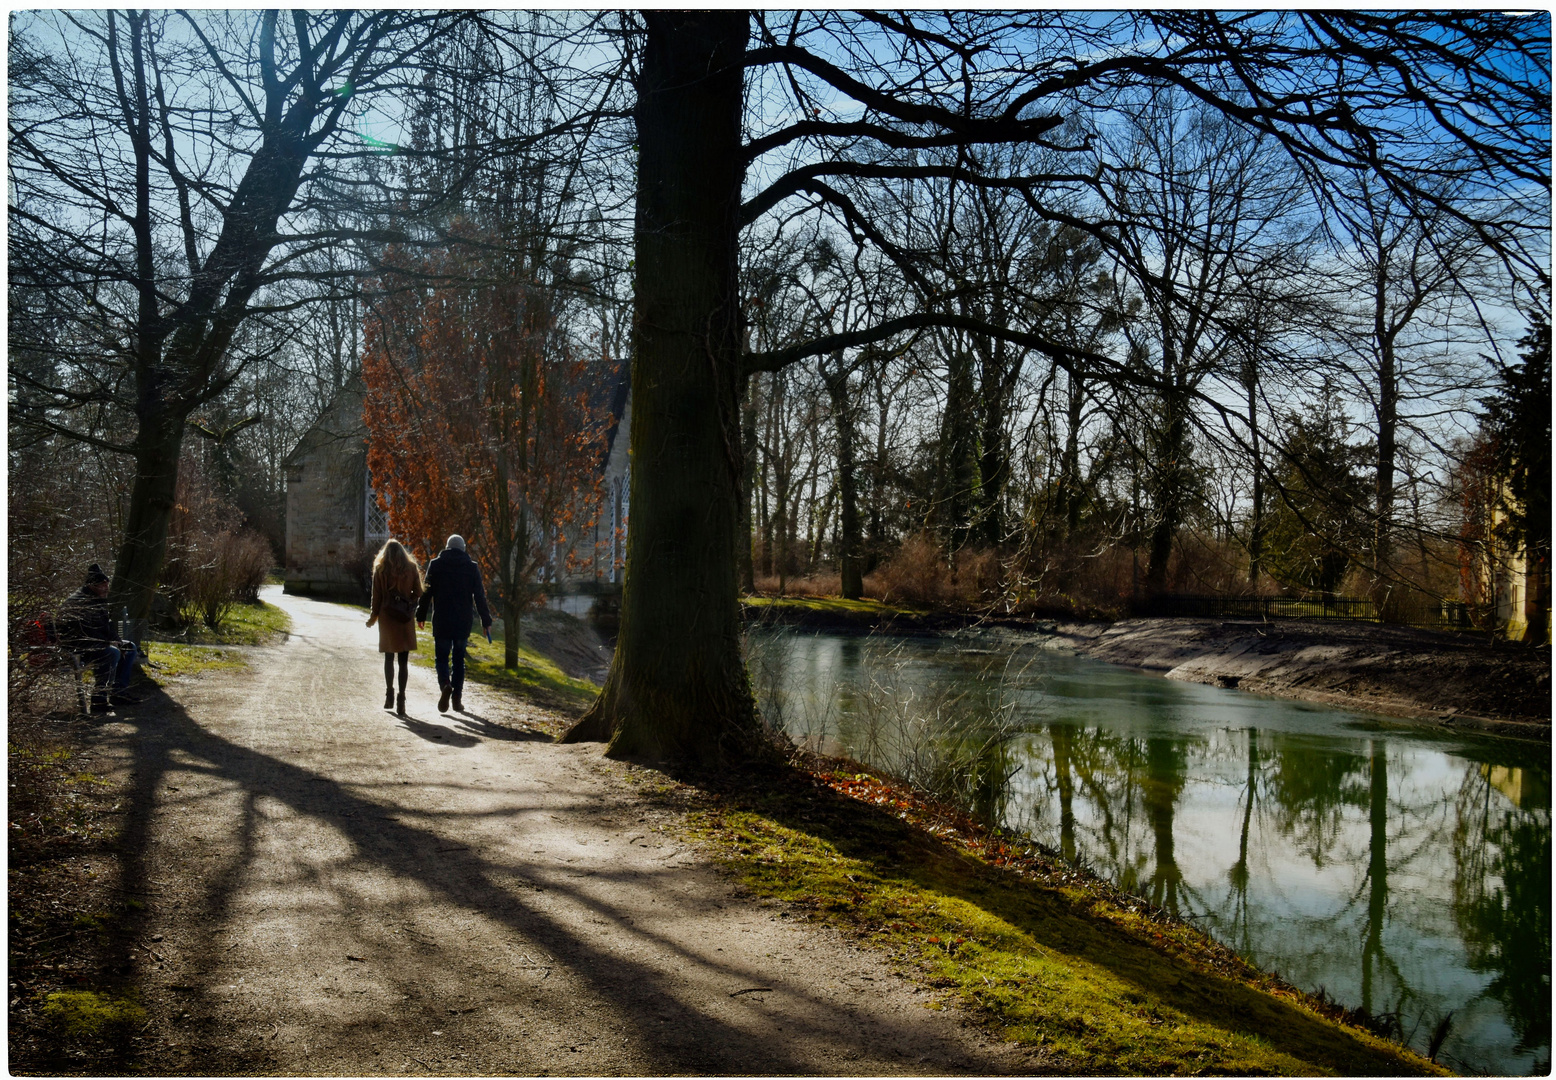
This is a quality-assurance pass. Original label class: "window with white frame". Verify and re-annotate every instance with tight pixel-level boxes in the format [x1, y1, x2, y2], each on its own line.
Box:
[365, 471, 389, 546]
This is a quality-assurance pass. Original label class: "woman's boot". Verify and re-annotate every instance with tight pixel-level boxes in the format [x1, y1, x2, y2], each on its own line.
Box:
[396, 691, 406, 717]
[384, 687, 395, 710]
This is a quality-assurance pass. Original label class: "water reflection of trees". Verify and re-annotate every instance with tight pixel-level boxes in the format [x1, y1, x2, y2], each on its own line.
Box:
[750, 629, 1551, 1072]
[1263, 737, 1367, 867]
[1225, 729, 1260, 956]
[1453, 762, 1552, 1057]
[747, 630, 1030, 828]
[1032, 725, 1204, 917]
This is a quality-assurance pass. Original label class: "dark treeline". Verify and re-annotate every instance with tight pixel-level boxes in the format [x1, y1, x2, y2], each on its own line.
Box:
[9, 12, 1550, 760]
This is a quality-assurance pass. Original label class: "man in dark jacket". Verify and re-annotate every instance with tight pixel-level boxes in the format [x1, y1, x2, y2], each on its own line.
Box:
[415, 534, 492, 713]
[56, 563, 137, 710]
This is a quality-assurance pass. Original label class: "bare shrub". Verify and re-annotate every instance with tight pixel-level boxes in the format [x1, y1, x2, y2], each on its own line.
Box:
[225, 531, 275, 603]
[752, 572, 840, 597]
[176, 530, 276, 629]
[340, 543, 375, 602]
[161, 446, 277, 630]
[745, 626, 1030, 830]
[161, 454, 236, 630]
[1002, 536, 1139, 618]
[865, 532, 955, 605]
[954, 546, 1004, 604]
[1165, 531, 1258, 596]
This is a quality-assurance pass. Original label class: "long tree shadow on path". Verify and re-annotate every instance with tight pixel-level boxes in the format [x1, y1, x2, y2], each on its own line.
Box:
[104, 684, 1014, 1076]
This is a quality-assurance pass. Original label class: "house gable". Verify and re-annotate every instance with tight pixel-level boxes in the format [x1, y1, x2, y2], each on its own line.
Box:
[283, 376, 371, 596]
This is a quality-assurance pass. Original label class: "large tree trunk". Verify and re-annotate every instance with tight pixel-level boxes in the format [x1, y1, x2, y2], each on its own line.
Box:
[1372, 332, 1400, 620]
[562, 12, 764, 764]
[1059, 363, 1085, 535]
[821, 359, 863, 599]
[1144, 377, 1189, 594]
[940, 342, 977, 553]
[738, 371, 758, 593]
[110, 415, 186, 623]
[1246, 364, 1264, 586]
[976, 337, 1011, 547]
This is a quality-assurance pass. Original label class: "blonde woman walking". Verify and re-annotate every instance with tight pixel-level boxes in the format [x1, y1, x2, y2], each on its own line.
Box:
[365, 539, 423, 715]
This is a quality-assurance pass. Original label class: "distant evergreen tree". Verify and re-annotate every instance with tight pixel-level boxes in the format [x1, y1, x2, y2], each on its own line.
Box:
[1480, 307, 1551, 642]
[1264, 392, 1375, 598]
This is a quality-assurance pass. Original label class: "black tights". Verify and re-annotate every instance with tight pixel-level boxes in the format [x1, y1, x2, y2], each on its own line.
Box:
[383, 651, 408, 694]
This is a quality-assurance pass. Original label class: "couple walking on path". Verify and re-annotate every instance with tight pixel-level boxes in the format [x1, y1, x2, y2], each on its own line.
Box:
[366, 533, 492, 716]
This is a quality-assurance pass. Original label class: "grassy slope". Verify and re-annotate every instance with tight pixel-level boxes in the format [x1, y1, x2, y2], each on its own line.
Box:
[681, 761, 1443, 1078]
[142, 600, 292, 682]
[409, 627, 599, 715]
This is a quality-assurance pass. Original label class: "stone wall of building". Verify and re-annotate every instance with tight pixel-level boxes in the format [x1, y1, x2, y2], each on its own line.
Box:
[283, 379, 369, 597]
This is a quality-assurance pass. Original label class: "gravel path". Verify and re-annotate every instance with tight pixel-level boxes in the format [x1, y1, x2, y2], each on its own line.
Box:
[98, 588, 1029, 1075]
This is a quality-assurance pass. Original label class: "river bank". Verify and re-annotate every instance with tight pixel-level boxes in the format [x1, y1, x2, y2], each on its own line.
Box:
[684, 750, 1444, 1076]
[740, 598, 1551, 741]
[1050, 616, 1551, 741]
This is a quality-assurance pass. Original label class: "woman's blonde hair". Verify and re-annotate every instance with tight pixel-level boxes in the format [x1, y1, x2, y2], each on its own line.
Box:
[372, 539, 422, 594]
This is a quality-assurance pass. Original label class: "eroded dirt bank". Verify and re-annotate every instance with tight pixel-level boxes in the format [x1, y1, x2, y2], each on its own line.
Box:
[1052, 617, 1551, 740]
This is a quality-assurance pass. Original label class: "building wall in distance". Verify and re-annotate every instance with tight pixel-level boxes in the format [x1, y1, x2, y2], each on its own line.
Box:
[283, 379, 368, 597]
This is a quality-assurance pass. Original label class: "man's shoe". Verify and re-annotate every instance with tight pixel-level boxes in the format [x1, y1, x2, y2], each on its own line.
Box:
[384, 688, 395, 710]
[438, 683, 451, 713]
[452, 694, 463, 713]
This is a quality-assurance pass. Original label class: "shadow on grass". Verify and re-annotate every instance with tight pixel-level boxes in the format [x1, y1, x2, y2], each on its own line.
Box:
[687, 762, 1438, 1077]
[412, 633, 600, 717]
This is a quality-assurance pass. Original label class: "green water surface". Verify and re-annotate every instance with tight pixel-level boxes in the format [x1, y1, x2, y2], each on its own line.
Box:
[747, 626, 1550, 1076]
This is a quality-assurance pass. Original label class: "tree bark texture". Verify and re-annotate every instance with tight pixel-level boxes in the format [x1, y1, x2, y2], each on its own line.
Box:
[1144, 377, 1190, 594]
[562, 11, 764, 764]
[821, 358, 863, 599]
[1372, 331, 1400, 620]
[940, 343, 978, 552]
[1245, 364, 1264, 585]
[114, 416, 187, 624]
[738, 372, 758, 593]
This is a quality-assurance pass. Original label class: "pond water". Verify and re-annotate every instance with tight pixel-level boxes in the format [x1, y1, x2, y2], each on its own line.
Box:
[745, 626, 1551, 1076]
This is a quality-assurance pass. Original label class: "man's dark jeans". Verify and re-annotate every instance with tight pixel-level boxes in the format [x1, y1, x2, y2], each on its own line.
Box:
[94, 642, 137, 691]
[434, 634, 469, 691]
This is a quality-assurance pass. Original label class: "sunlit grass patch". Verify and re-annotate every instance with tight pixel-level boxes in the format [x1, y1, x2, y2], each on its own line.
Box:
[143, 643, 249, 680]
[743, 595, 928, 618]
[410, 629, 598, 714]
[151, 599, 291, 646]
[684, 770, 1442, 1078]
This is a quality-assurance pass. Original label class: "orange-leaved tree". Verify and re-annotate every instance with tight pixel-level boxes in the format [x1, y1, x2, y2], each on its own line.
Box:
[363, 222, 615, 668]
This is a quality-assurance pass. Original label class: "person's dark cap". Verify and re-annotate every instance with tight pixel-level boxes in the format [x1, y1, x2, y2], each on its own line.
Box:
[85, 564, 109, 585]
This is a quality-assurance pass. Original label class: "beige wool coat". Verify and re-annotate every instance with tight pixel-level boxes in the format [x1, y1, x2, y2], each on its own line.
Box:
[367, 568, 421, 654]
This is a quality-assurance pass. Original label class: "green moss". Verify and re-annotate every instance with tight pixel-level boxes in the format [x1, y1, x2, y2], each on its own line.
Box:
[410, 630, 598, 713]
[144, 644, 249, 680]
[40, 990, 146, 1039]
[10, 744, 72, 765]
[685, 778, 1443, 1078]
